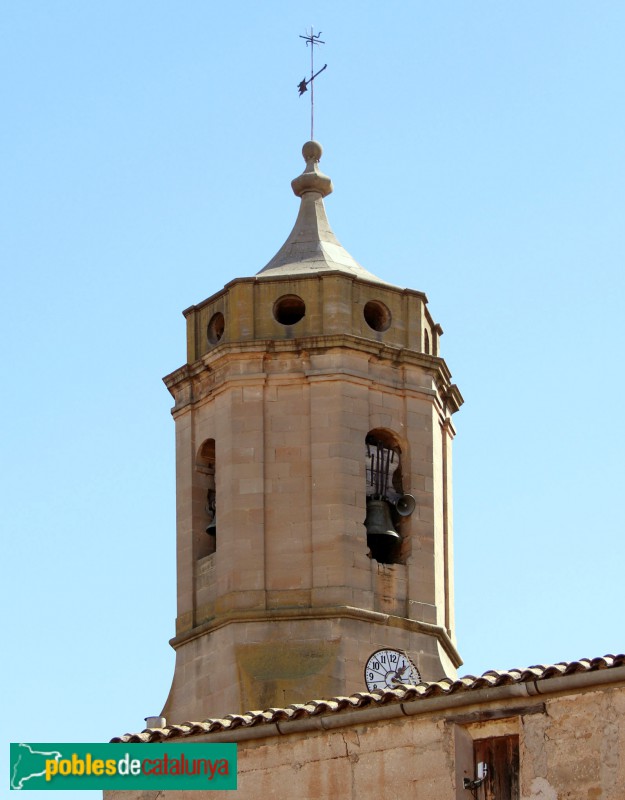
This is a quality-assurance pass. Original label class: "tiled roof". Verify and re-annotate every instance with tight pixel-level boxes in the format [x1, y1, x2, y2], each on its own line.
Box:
[111, 654, 625, 743]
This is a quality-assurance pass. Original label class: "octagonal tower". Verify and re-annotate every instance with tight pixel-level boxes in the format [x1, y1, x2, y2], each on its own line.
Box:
[161, 142, 463, 722]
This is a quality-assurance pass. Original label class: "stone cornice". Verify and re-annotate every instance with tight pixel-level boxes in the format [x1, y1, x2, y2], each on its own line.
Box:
[163, 334, 461, 413]
[169, 605, 462, 668]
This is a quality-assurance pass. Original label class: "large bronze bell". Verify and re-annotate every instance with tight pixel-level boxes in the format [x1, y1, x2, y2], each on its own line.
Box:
[365, 499, 401, 540]
[365, 499, 401, 564]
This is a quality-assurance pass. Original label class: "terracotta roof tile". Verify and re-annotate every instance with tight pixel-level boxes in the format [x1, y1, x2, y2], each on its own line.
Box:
[111, 653, 625, 743]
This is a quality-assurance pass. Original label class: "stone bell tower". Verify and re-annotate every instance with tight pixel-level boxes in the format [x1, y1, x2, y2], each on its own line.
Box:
[161, 141, 463, 723]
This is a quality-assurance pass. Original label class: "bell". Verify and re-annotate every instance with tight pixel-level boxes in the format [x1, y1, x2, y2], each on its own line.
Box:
[364, 499, 401, 542]
[206, 510, 216, 536]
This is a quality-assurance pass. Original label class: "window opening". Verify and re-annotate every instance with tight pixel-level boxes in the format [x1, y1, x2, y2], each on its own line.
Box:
[197, 439, 216, 557]
[364, 431, 414, 564]
[273, 294, 306, 325]
[207, 312, 225, 346]
[363, 300, 391, 332]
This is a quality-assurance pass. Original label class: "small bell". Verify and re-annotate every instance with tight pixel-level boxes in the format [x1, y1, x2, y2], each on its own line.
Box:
[206, 509, 216, 537]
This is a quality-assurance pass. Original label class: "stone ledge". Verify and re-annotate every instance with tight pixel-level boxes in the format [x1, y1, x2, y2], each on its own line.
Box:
[169, 604, 462, 667]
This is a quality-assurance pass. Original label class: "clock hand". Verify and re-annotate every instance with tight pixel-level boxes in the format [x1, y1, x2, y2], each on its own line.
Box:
[391, 663, 410, 684]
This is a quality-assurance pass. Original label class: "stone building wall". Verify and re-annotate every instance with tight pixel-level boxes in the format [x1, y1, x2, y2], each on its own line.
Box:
[106, 665, 625, 800]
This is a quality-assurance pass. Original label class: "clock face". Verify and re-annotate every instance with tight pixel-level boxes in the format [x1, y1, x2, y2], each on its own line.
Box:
[364, 648, 421, 691]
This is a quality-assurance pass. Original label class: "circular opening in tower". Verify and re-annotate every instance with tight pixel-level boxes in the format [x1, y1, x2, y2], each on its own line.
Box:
[207, 312, 225, 345]
[364, 300, 391, 332]
[273, 295, 306, 326]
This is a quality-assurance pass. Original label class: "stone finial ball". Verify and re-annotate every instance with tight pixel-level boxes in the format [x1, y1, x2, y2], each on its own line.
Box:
[302, 141, 323, 162]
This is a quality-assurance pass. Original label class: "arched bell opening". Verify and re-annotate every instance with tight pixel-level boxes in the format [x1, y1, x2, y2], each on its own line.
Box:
[196, 439, 216, 558]
[364, 429, 414, 565]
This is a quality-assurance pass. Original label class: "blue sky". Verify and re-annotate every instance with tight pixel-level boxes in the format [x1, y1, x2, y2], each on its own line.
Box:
[3, 2, 624, 796]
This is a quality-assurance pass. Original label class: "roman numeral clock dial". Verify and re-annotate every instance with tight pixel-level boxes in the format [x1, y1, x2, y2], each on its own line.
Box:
[364, 648, 421, 691]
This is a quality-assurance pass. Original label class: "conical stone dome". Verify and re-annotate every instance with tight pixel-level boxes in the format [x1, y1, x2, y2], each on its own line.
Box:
[257, 141, 390, 284]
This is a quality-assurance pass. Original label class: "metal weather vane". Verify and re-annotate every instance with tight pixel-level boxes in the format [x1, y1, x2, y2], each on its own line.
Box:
[298, 28, 327, 140]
